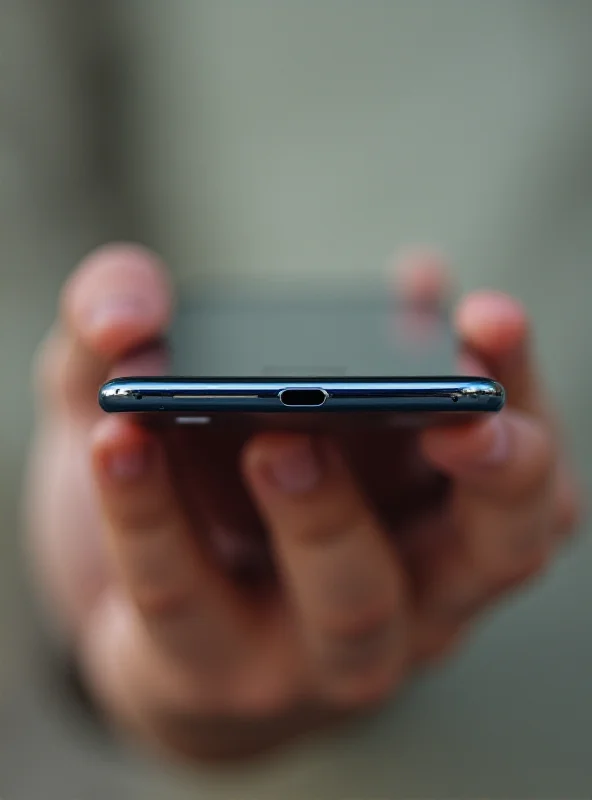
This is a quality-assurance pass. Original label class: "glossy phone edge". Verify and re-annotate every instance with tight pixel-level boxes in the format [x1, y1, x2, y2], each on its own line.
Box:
[99, 377, 505, 414]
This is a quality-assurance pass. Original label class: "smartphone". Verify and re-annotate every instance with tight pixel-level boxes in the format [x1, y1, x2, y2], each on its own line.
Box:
[99, 291, 504, 430]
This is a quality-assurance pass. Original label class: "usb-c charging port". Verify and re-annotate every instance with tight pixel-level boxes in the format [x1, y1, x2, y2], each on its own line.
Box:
[279, 388, 328, 407]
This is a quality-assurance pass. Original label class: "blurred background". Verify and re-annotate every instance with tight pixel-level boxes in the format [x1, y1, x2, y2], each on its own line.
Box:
[1, 1, 591, 797]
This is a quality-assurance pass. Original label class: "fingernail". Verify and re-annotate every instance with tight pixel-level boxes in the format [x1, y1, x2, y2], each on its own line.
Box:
[265, 438, 322, 494]
[107, 445, 148, 481]
[89, 296, 146, 332]
[481, 415, 510, 465]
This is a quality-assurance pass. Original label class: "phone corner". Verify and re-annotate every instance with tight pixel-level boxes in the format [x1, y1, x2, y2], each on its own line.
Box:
[493, 379, 506, 401]
[97, 379, 119, 412]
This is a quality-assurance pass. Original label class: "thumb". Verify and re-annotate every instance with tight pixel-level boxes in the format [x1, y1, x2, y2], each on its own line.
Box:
[36, 243, 173, 416]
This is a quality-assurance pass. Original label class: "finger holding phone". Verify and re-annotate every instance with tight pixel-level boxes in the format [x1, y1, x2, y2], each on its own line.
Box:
[27, 244, 580, 760]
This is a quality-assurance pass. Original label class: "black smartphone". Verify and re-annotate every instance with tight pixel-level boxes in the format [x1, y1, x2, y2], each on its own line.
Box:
[99, 291, 504, 431]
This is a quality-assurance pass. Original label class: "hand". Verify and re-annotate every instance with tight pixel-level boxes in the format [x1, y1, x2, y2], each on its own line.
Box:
[26, 244, 580, 761]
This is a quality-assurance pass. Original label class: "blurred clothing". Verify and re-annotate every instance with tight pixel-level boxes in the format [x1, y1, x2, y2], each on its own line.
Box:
[1, 2, 592, 798]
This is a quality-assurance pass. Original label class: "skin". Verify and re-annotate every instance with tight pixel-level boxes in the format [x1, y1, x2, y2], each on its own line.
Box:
[24, 244, 580, 762]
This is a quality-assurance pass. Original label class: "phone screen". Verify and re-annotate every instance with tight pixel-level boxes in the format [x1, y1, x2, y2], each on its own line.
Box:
[169, 292, 459, 379]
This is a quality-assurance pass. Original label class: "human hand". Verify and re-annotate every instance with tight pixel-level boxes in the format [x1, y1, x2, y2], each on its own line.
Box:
[26, 244, 580, 761]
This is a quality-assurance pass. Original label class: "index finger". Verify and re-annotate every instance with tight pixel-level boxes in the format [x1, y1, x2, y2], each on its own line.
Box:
[418, 292, 577, 618]
[455, 291, 543, 416]
[37, 243, 173, 414]
[422, 290, 557, 502]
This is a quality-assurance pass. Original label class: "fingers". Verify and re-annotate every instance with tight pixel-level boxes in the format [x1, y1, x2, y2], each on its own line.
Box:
[242, 433, 408, 706]
[395, 259, 542, 415]
[417, 287, 581, 626]
[431, 287, 580, 526]
[422, 411, 552, 505]
[421, 411, 557, 586]
[423, 409, 557, 565]
[422, 292, 578, 615]
[455, 291, 542, 414]
[92, 415, 251, 670]
[417, 415, 556, 634]
[38, 243, 173, 414]
[107, 342, 170, 383]
[62, 243, 172, 359]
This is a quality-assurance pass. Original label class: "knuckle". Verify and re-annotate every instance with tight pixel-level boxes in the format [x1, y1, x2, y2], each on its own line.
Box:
[118, 538, 196, 617]
[313, 602, 404, 707]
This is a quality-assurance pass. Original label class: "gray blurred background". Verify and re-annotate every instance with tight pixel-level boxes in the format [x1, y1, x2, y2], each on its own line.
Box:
[1, 1, 591, 797]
